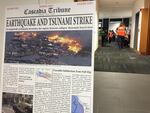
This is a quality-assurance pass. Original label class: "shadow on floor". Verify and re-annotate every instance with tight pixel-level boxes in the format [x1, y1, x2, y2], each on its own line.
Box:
[94, 42, 150, 74]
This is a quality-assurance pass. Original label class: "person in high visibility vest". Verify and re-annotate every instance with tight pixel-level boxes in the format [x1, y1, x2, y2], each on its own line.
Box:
[116, 23, 127, 49]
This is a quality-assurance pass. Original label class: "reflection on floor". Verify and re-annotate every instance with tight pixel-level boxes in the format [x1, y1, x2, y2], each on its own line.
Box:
[94, 71, 150, 113]
[94, 42, 150, 74]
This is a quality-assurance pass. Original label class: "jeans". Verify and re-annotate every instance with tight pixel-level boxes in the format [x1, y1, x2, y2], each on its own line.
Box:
[117, 36, 125, 49]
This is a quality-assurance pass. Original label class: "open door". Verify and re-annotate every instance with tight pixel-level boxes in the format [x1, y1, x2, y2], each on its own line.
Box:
[139, 8, 149, 55]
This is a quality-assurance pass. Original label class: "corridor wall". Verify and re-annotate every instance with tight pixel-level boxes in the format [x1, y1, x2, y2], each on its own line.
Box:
[131, 0, 150, 55]
[139, 8, 149, 54]
[130, 0, 144, 49]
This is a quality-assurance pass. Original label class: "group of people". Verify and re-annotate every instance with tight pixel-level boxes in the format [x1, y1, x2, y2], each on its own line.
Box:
[99, 23, 130, 49]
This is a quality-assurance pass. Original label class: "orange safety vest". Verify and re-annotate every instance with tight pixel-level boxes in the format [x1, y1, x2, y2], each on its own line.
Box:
[117, 27, 126, 36]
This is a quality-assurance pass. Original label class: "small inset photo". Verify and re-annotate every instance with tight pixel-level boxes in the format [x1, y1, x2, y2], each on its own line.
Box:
[2, 92, 33, 113]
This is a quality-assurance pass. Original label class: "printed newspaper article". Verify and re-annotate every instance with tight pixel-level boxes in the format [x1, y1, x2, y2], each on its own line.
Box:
[1, 1, 96, 113]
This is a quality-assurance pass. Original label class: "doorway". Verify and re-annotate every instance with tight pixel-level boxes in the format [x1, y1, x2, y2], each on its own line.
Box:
[109, 19, 122, 33]
[134, 12, 140, 49]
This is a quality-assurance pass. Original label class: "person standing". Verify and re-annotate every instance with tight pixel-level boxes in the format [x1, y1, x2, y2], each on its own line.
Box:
[99, 29, 107, 47]
[108, 30, 113, 44]
[116, 23, 127, 49]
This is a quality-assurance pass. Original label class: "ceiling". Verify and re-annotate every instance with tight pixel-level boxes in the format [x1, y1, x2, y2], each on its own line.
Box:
[98, 0, 137, 18]
[99, 0, 136, 9]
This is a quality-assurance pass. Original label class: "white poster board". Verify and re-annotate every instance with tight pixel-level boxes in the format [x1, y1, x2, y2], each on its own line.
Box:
[1, 1, 96, 113]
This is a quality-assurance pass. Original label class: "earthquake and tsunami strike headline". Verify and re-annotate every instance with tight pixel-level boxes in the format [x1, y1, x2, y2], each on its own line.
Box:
[6, 8, 93, 28]
[6, 16, 93, 28]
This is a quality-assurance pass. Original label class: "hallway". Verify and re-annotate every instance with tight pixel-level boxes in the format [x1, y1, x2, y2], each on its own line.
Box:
[96, 0, 150, 74]
[94, 42, 150, 74]
[94, 72, 150, 113]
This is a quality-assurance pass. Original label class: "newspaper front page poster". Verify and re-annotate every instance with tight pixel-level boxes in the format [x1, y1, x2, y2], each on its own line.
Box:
[1, 1, 96, 113]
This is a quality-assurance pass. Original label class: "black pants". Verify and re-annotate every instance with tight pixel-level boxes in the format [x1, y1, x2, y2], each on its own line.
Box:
[102, 36, 105, 47]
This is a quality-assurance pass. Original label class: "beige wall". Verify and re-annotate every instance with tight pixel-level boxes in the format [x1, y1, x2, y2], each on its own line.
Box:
[145, 0, 150, 8]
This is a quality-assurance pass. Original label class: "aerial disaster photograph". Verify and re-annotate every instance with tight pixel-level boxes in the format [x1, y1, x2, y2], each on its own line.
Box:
[4, 30, 92, 66]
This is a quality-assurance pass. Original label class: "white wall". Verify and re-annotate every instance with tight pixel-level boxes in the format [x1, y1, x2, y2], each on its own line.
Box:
[130, 0, 144, 48]
[137, 12, 142, 51]
[109, 22, 122, 33]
